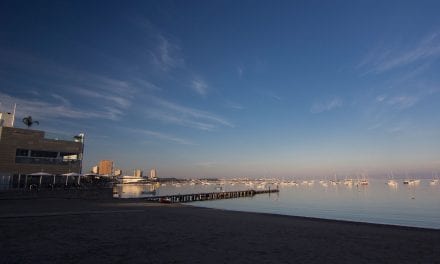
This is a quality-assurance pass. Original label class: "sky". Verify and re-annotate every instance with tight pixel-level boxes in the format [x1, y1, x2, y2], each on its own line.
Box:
[1, 0, 440, 178]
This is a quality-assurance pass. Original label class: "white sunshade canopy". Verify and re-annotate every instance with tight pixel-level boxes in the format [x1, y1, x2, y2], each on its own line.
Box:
[28, 172, 53, 176]
[61, 172, 80, 177]
[82, 173, 98, 177]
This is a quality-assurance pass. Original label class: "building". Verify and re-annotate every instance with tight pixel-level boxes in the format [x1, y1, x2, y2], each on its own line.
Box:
[98, 160, 113, 175]
[149, 168, 157, 180]
[134, 169, 143, 177]
[0, 111, 14, 127]
[0, 118, 84, 176]
[91, 165, 99, 174]
[114, 168, 122, 176]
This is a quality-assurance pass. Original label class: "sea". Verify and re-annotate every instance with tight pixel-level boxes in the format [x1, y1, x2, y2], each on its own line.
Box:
[113, 179, 440, 229]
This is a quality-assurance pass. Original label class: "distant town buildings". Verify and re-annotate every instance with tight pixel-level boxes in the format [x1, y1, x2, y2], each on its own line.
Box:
[134, 169, 143, 177]
[114, 168, 122, 176]
[149, 168, 157, 180]
[98, 160, 113, 175]
[91, 165, 99, 174]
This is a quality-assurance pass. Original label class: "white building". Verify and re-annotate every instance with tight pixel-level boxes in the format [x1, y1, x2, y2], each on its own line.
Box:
[114, 168, 122, 176]
[134, 169, 143, 177]
[149, 168, 157, 180]
[91, 165, 99, 174]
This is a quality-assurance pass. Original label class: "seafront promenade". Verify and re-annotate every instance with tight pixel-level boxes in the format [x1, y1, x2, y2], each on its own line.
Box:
[1, 188, 439, 264]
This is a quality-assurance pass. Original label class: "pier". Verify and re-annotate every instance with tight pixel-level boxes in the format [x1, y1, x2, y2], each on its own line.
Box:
[143, 189, 279, 203]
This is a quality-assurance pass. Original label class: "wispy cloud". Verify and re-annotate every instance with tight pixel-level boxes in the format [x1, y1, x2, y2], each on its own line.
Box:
[224, 101, 244, 110]
[310, 97, 343, 113]
[386, 95, 419, 110]
[150, 35, 184, 72]
[0, 49, 147, 120]
[0, 92, 121, 121]
[128, 128, 193, 145]
[261, 90, 282, 101]
[359, 32, 440, 74]
[51, 93, 70, 106]
[237, 66, 243, 78]
[75, 88, 132, 109]
[144, 96, 233, 131]
[191, 77, 208, 96]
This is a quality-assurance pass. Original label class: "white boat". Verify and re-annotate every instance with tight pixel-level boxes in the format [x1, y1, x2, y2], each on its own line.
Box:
[118, 175, 144, 184]
[387, 179, 398, 187]
[387, 172, 398, 187]
[403, 179, 420, 185]
[430, 172, 439, 185]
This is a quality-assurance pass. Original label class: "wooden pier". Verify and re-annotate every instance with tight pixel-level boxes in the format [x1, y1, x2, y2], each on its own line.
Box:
[144, 189, 279, 203]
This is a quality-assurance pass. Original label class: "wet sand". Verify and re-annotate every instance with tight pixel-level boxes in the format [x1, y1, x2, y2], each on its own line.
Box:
[1, 189, 439, 264]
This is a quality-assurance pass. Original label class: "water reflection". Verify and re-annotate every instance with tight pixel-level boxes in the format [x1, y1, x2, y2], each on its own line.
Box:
[113, 183, 159, 198]
[111, 179, 440, 229]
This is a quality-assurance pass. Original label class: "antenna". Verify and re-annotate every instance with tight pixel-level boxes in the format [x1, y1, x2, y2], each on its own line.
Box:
[11, 103, 16, 127]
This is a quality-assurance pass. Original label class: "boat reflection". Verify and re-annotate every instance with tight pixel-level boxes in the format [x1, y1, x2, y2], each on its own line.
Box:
[113, 183, 159, 198]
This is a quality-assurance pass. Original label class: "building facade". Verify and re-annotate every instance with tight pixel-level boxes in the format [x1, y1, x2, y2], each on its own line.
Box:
[114, 168, 122, 176]
[98, 160, 113, 175]
[134, 169, 143, 177]
[149, 168, 157, 180]
[0, 126, 83, 175]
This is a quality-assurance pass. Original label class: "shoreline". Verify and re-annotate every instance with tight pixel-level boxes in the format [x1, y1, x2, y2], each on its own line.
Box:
[1, 190, 440, 263]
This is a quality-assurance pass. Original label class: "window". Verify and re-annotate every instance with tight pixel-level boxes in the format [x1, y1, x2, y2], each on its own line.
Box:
[30, 150, 58, 158]
[16, 149, 29, 157]
[60, 152, 79, 160]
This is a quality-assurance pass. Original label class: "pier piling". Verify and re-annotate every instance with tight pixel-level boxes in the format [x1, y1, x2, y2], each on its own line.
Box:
[143, 189, 279, 203]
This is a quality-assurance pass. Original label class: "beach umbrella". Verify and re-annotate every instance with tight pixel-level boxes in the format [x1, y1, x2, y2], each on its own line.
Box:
[28, 172, 52, 176]
[28, 172, 53, 186]
[81, 173, 99, 184]
[61, 172, 80, 185]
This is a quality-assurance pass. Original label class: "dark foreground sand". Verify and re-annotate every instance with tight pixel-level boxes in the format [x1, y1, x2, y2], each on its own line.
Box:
[1, 189, 439, 264]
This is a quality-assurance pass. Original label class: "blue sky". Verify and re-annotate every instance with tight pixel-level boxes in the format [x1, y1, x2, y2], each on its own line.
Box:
[1, 1, 440, 178]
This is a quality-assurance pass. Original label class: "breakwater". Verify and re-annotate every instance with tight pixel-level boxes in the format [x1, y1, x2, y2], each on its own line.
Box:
[143, 189, 279, 203]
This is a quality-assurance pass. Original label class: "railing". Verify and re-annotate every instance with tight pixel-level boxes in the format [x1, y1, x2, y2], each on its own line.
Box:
[44, 132, 83, 142]
[15, 157, 80, 165]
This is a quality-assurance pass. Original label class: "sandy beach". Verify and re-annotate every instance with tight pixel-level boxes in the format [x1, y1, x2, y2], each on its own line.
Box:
[1, 189, 439, 264]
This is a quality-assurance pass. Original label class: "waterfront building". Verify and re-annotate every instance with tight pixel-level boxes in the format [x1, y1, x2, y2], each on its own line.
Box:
[91, 165, 99, 174]
[114, 168, 122, 176]
[134, 169, 143, 177]
[149, 168, 157, 180]
[98, 160, 113, 175]
[0, 110, 84, 176]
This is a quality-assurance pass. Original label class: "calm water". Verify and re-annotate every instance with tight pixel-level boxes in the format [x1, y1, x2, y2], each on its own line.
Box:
[116, 179, 440, 229]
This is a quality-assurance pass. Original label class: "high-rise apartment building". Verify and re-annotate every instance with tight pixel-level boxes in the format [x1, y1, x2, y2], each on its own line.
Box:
[98, 160, 113, 175]
[149, 168, 157, 180]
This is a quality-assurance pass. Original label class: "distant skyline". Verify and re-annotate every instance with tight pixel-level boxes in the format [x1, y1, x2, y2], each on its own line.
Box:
[1, 1, 440, 178]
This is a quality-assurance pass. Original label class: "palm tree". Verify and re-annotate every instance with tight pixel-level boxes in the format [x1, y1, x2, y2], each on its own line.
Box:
[22, 116, 39, 128]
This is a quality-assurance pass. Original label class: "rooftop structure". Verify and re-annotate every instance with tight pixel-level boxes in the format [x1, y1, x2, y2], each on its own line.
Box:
[0, 126, 84, 176]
